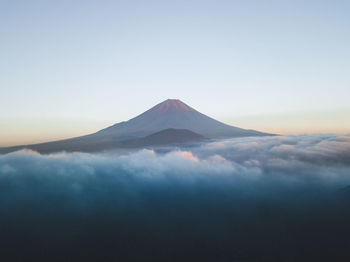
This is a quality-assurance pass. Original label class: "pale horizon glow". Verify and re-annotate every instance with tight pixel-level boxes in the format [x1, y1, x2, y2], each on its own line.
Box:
[1, 107, 349, 147]
[1, 0, 349, 146]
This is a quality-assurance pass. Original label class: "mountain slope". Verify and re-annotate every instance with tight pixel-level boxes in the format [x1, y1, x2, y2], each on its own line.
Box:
[0, 99, 272, 154]
[95, 99, 269, 139]
[0, 129, 206, 154]
[125, 128, 206, 147]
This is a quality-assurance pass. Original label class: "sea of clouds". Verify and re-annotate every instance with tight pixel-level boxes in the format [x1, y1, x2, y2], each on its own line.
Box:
[1, 134, 350, 261]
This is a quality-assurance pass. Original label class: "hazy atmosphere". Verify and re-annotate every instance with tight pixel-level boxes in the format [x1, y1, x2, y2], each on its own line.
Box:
[1, 0, 350, 146]
[1, 134, 350, 260]
[1, 1, 350, 261]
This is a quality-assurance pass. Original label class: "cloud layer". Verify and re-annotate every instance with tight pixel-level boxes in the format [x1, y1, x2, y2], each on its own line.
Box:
[1, 134, 350, 261]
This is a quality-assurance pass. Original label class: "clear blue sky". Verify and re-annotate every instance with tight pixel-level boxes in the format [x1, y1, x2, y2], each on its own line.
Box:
[1, 0, 349, 146]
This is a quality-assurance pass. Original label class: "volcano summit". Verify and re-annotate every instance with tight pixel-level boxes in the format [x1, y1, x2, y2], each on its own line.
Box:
[0, 99, 271, 154]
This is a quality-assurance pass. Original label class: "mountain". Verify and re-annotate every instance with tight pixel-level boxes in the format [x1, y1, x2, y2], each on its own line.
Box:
[0, 99, 272, 154]
[125, 128, 206, 147]
[0, 128, 205, 154]
[94, 99, 268, 139]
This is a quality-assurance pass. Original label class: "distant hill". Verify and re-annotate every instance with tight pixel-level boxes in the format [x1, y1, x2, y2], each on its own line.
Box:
[0, 99, 272, 154]
[0, 128, 205, 154]
[125, 128, 206, 148]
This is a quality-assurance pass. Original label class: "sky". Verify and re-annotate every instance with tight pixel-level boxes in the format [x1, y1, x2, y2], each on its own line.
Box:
[1, 0, 349, 146]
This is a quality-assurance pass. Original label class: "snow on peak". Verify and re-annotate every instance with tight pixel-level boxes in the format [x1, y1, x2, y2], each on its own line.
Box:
[153, 99, 195, 114]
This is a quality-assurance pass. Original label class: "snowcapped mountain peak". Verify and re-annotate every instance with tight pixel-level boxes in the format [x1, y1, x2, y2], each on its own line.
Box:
[150, 99, 196, 115]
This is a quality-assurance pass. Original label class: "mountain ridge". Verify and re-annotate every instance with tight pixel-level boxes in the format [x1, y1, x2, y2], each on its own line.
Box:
[0, 128, 206, 154]
[0, 99, 273, 154]
[95, 99, 270, 139]
[125, 128, 206, 147]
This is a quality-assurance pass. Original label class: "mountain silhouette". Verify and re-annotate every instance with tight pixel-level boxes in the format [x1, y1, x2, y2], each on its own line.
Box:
[0, 99, 272, 154]
[95, 99, 268, 139]
[124, 128, 206, 148]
